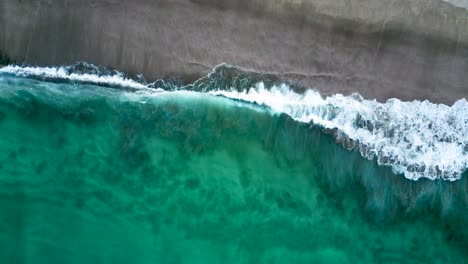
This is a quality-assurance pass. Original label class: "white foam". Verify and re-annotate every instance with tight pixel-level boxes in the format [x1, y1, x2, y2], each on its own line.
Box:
[0, 65, 148, 89]
[210, 83, 468, 181]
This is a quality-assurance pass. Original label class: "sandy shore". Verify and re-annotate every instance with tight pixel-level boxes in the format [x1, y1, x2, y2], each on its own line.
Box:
[1, 0, 467, 104]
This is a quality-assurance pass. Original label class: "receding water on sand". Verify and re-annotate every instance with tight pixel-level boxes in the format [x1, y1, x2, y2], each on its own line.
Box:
[0, 71, 467, 263]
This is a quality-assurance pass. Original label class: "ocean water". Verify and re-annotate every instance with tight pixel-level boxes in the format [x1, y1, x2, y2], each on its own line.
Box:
[0, 65, 467, 263]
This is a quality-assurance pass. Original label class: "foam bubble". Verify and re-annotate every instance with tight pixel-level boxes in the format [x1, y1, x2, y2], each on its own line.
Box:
[210, 83, 468, 181]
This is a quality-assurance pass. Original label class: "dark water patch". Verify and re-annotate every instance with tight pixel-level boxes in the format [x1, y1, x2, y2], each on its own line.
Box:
[187, 64, 303, 93]
[0, 50, 17, 65]
[64, 61, 129, 78]
[0, 111, 5, 122]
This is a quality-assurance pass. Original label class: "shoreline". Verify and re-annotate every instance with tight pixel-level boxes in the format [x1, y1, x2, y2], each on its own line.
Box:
[1, 61, 468, 107]
[1, 0, 468, 104]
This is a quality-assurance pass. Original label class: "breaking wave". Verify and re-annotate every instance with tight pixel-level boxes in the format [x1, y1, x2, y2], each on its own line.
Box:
[1, 63, 467, 181]
[212, 84, 468, 181]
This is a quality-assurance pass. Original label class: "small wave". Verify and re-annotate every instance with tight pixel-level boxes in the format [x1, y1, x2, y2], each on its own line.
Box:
[211, 83, 468, 181]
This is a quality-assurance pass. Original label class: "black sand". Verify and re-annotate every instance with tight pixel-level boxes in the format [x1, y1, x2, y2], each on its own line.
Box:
[1, 0, 467, 104]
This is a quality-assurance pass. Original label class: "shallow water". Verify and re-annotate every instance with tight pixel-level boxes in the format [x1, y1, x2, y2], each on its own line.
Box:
[0, 73, 467, 263]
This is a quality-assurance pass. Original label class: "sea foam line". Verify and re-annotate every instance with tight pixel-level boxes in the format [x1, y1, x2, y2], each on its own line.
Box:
[210, 83, 468, 181]
[0, 65, 148, 89]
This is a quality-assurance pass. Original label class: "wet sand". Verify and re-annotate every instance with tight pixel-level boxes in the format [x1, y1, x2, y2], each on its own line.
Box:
[1, 0, 467, 104]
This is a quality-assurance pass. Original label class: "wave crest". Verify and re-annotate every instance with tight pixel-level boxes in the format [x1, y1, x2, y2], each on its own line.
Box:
[211, 84, 468, 181]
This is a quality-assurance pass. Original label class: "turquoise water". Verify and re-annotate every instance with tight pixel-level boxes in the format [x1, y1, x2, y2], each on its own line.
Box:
[0, 73, 467, 263]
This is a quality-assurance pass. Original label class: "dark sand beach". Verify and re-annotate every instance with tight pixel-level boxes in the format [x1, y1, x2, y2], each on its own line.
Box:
[1, 0, 468, 104]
